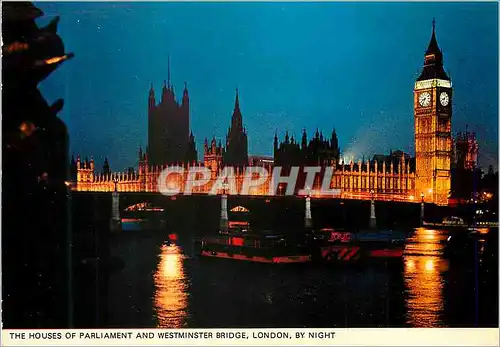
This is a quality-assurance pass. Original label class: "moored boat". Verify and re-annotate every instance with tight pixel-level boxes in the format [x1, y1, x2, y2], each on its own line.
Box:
[195, 227, 406, 265]
[422, 216, 469, 230]
[195, 229, 312, 264]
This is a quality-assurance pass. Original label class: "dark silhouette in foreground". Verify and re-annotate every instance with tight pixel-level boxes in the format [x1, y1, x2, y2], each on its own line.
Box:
[2, 1, 74, 328]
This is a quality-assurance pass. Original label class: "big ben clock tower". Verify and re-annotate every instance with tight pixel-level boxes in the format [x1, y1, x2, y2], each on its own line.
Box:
[414, 19, 452, 205]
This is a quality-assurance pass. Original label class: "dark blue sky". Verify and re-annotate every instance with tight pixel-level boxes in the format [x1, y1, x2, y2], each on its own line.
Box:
[38, 2, 498, 171]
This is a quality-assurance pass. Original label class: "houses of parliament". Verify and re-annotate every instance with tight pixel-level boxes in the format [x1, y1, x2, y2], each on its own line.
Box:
[73, 22, 456, 206]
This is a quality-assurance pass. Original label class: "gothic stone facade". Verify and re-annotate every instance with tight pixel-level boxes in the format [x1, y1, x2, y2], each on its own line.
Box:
[74, 23, 451, 205]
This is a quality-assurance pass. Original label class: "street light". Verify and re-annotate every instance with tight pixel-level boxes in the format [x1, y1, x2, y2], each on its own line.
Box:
[304, 186, 312, 228]
[220, 182, 229, 231]
[369, 189, 376, 229]
[278, 184, 283, 196]
[420, 192, 424, 203]
[222, 182, 229, 196]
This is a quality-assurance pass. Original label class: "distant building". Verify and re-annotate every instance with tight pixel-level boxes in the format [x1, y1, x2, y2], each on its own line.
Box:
[73, 21, 458, 206]
[223, 89, 249, 168]
[454, 128, 478, 170]
[450, 128, 480, 200]
[204, 137, 224, 176]
[147, 58, 197, 166]
[273, 128, 340, 167]
[202, 89, 249, 174]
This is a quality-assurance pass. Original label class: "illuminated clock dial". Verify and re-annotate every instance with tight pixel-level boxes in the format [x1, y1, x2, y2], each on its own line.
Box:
[440, 92, 449, 106]
[418, 92, 431, 107]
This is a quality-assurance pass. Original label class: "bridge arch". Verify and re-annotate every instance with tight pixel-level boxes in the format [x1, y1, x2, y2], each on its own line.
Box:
[124, 201, 164, 212]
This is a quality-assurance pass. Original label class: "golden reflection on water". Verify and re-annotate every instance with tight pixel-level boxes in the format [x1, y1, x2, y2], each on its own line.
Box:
[153, 242, 189, 328]
[404, 228, 449, 327]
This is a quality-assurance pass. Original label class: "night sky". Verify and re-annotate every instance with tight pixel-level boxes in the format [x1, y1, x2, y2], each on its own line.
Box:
[37, 2, 498, 171]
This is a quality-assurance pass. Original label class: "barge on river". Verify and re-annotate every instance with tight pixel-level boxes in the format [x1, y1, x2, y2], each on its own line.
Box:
[195, 204, 405, 264]
[195, 227, 405, 265]
[195, 228, 312, 264]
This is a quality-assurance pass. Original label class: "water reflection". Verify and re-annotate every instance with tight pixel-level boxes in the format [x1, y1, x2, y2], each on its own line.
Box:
[153, 240, 189, 328]
[404, 228, 449, 327]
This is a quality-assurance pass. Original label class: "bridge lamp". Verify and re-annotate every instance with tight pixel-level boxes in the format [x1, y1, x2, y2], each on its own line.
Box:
[222, 182, 229, 195]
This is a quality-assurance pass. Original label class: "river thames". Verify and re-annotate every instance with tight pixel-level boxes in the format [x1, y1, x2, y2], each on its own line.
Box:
[105, 227, 497, 328]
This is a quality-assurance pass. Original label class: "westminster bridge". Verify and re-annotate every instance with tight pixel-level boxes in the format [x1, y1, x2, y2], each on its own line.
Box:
[70, 190, 465, 234]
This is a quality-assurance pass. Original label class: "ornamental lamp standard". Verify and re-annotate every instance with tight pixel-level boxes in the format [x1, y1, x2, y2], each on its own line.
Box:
[110, 176, 121, 233]
[369, 189, 376, 229]
[220, 182, 229, 231]
[278, 183, 284, 196]
[304, 186, 312, 229]
[305, 186, 311, 198]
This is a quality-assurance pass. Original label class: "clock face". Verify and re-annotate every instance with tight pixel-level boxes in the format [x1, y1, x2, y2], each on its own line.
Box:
[440, 92, 449, 106]
[418, 92, 431, 107]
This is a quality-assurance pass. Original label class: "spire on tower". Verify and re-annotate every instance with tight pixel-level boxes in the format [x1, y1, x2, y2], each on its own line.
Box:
[182, 81, 189, 104]
[230, 88, 243, 132]
[161, 78, 172, 103]
[417, 18, 449, 81]
[302, 128, 307, 149]
[234, 88, 240, 110]
[103, 157, 110, 175]
[148, 82, 155, 108]
[167, 55, 171, 89]
[204, 137, 209, 152]
[330, 128, 338, 149]
[425, 18, 441, 56]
